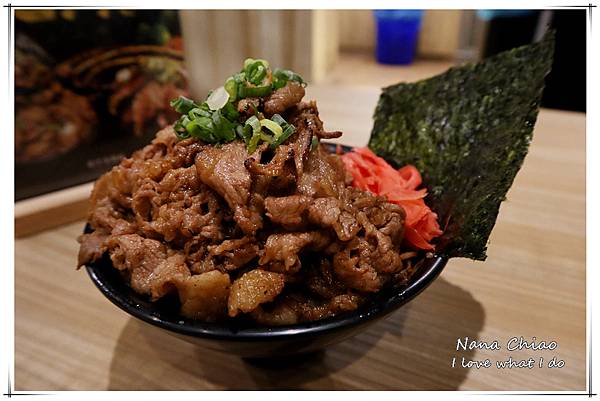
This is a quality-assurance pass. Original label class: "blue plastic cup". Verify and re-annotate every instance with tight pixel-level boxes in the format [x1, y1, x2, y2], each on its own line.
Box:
[374, 10, 424, 65]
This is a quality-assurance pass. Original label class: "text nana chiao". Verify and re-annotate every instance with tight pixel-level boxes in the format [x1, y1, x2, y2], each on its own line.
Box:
[451, 337, 565, 370]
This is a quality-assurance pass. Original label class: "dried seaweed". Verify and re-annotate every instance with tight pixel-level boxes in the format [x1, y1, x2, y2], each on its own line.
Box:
[369, 31, 555, 260]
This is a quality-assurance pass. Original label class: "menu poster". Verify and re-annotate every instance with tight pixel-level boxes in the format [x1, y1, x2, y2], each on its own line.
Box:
[15, 9, 188, 200]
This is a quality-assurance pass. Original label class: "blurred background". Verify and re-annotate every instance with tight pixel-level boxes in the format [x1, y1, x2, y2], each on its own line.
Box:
[14, 9, 586, 203]
[181, 9, 585, 111]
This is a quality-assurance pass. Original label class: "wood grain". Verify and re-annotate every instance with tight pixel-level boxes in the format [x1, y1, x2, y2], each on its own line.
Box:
[15, 182, 92, 238]
[15, 85, 585, 390]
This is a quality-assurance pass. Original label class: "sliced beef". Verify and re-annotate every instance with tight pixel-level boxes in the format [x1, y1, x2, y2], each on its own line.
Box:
[79, 95, 416, 326]
[263, 81, 305, 116]
[287, 101, 322, 175]
[355, 211, 403, 274]
[176, 270, 231, 321]
[182, 191, 226, 240]
[228, 270, 285, 317]
[307, 197, 360, 241]
[305, 259, 346, 300]
[195, 141, 262, 235]
[297, 146, 346, 198]
[149, 254, 191, 300]
[332, 237, 382, 293]
[251, 292, 361, 326]
[207, 237, 259, 271]
[158, 165, 200, 195]
[244, 143, 295, 178]
[264, 195, 312, 229]
[259, 231, 331, 273]
[106, 234, 168, 295]
[77, 231, 109, 267]
[287, 100, 342, 141]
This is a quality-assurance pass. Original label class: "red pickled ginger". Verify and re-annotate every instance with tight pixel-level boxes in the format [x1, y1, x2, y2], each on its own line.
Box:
[341, 147, 443, 250]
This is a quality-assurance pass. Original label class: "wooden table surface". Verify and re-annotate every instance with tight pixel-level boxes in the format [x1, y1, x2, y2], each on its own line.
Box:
[15, 84, 586, 391]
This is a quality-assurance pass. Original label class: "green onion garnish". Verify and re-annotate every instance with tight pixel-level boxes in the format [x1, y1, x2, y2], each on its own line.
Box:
[174, 115, 192, 139]
[188, 106, 211, 119]
[222, 102, 239, 122]
[260, 118, 283, 138]
[244, 58, 269, 73]
[170, 96, 198, 114]
[213, 110, 238, 141]
[206, 86, 230, 111]
[238, 84, 272, 99]
[247, 129, 262, 153]
[236, 124, 247, 141]
[224, 77, 238, 101]
[272, 68, 306, 89]
[247, 60, 268, 85]
[186, 117, 216, 143]
[269, 114, 296, 148]
[245, 115, 261, 131]
[270, 114, 287, 126]
[260, 132, 274, 144]
[170, 58, 304, 152]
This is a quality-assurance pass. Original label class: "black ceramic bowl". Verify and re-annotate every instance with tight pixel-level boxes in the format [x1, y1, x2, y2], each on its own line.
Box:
[85, 251, 446, 358]
[83, 143, 447, 358]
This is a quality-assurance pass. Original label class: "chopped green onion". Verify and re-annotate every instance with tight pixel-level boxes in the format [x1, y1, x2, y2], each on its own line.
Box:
[270, 114, 287, 126]
[268, 114, 296, 148]
[238, 84, 272, 99]
[240, 124, 253, 143]
[245, 115, 261, 131]
[235, 124, 247, 141]
[272, 68, 306, 88]
[260, 118, 283, 138]
[244, 115, 263, 152]
[171, 59, 307, 153]
[211, 110, 237, 141]
[250, 67, 266, 84]
[270, 125, 295, 149]
[175, 131, 191, 140]
[170, 96, 198, 114]
[244, 58, 269, 71]
[233, 72, 246, 84]
[222, 102, 239, 121]
[271, 77, 286, 90]
[186, 117, 216, 143]
[243, 58, 255, 70]
[245, 59, 269, 85]
[188, 106, 211, 119]
[260, 132, 274, 144]
[174, 115, 192, 139]
[282, 124, 295, 138]
[206, 86, 230, 111]
[247, 129, 261, 153]
[224, 77, 238, 101]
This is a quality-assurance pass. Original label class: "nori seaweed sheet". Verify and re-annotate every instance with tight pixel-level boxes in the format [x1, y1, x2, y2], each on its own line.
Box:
[369, 31, 555, 260]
